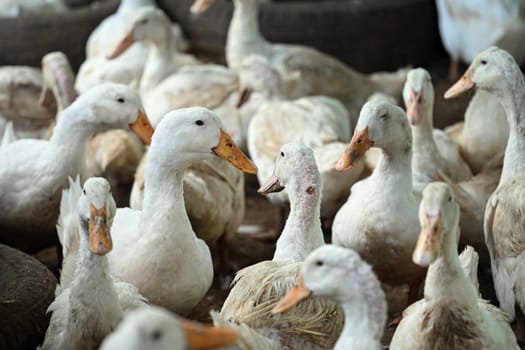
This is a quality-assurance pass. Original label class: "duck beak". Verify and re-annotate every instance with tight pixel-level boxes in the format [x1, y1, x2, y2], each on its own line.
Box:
[258, 174, 284, 195]
[180, 319, 238, 349]
[88, 204, 112, 255]
[190, 0, 214, 14]
[335, 126, 373, 171]
[130, 110, 154, 145]
[412, 213, 441, 267]
[235, 87, 253, 108]
[444, 69, 474, 99]
[271, 275, 312, 314]
[406, 89, 422, 125]
[212, 129, 257, 174]
[107, 30, 134, 59]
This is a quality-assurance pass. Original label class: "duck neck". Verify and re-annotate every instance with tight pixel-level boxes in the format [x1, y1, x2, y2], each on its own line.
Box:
[140, 27, 177, 93]
[335, 300, 381, 350]
[411, 107, 439, 159]
[498, 82, 525, 184]
[141, 150, 192, 232]
[424, 224, 476, 303]
[227, 0, 271, 70]
[273, 177, 324, 262]
[48, 61, 77, 114]
[372, 143, 413, 193]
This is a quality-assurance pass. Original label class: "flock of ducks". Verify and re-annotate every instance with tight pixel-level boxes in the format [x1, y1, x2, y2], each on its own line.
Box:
[2, 0, 525, 349]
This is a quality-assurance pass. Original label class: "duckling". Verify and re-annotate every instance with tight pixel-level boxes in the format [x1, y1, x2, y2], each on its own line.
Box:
[40, 177, 147, 350]
[390, 182, 519, 350]
[272, 244, 387, 350]
[0, 83, 153, 253]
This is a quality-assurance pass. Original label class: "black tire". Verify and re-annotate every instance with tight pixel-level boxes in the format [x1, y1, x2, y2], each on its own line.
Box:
[0, 244, 57, 350]
[0, 0, 119, 71]
[158, 0, 440, 72]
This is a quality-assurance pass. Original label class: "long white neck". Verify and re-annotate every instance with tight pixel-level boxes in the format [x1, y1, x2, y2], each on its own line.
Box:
[140, 27, 177, 94]
[334, 300, 381, 350]
[273, 177, 324, 262]
[141, 148, 194, 242]
[372, 142, 414, 193]
[424, 219, 478, 304]
[227, 0, 272, 70]
[411, 104, 439, 160]
[496, 81, 525, 184]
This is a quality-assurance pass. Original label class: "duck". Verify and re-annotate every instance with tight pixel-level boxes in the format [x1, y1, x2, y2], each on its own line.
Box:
[0, 83, 153, 253]
[106, 107, 256, 315]
[435, 0, 525, 80]
[332, 99, 425, 306]
[403, 67, 472, 194]
[445, 46, 525, 338]
[39, 177, 147, 350]
[100, 306, 239, 350]
[244, 55, 363, 221]
[190, 0, 409, 126]
[75, 0, 191, 93]
[272, 244, 387, 350]
[445, 89, 508, 173]
[0, 65, 57, 140]
[389, 182, 519, 349]
[218, 142, 344, 349]
[106, 6, 200, 99]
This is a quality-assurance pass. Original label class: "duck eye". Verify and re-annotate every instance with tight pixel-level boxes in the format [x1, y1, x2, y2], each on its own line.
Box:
[280, 151, 285, 157]
[195, 120, 204, 126]
[481, 59, 487, 65]
[151, 330, 162, 341]
[315, 260, 324, 267]
[448, 195, 452, 202]
[380, 114, 388, 120]
[117, 97, 125, 103]
[83, 189, 86, 195]
[140, 19, 149, 25]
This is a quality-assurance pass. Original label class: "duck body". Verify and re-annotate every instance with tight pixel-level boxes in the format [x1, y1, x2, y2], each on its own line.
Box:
[332, 100, 425, 286]
[220, 143, 343, 349]
[444, 47, 525, 325]
[390, 182, 518, 350]
[0, 83, 150, 252]
[106, 107, 256, 315]
[40, 178, 147, 350]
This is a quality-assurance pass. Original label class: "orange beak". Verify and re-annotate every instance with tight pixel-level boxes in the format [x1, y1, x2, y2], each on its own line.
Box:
[190, 0, 214, 14]
[412, 213, 441, 267]
[129, 110, 154, 145]
[271, 275, 312, 314]
[180, 319, 238, 349]
[406, 89, 422, 125]
[258, 174, 284, 195]
[212, 129, 257, 174]
[444, 69, 474, 99]
[335, 126, 374, 171]
[88, 204, 112, 255]
[107, 30, 134, 60]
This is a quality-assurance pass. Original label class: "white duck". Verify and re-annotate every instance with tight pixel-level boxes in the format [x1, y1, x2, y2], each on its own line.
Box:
[191, 0, 409, 126]
[218, 142, 344, 350]
[332, 100, 425, 305]
[445, 46, 525, 337]
[0, 83, 153, 253]
[390, 182, 519, 350]
[40, 177, 147, 350]
[100, 306, 239, 350]
[272, 244, 387, 350]
[435, 0, 525, 80]
[107, 6, 200, 98]
[245, 56, 363, 221]
[76, 0, 191, 93]
[403, 67, 472, 194]
[107, 107, 256, 315]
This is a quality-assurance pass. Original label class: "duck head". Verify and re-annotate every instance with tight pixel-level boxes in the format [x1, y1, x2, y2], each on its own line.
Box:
[403, 68, 434, 126]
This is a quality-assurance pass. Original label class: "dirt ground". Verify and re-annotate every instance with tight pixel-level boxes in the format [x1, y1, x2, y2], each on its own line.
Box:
[32, 54, 525, 348]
